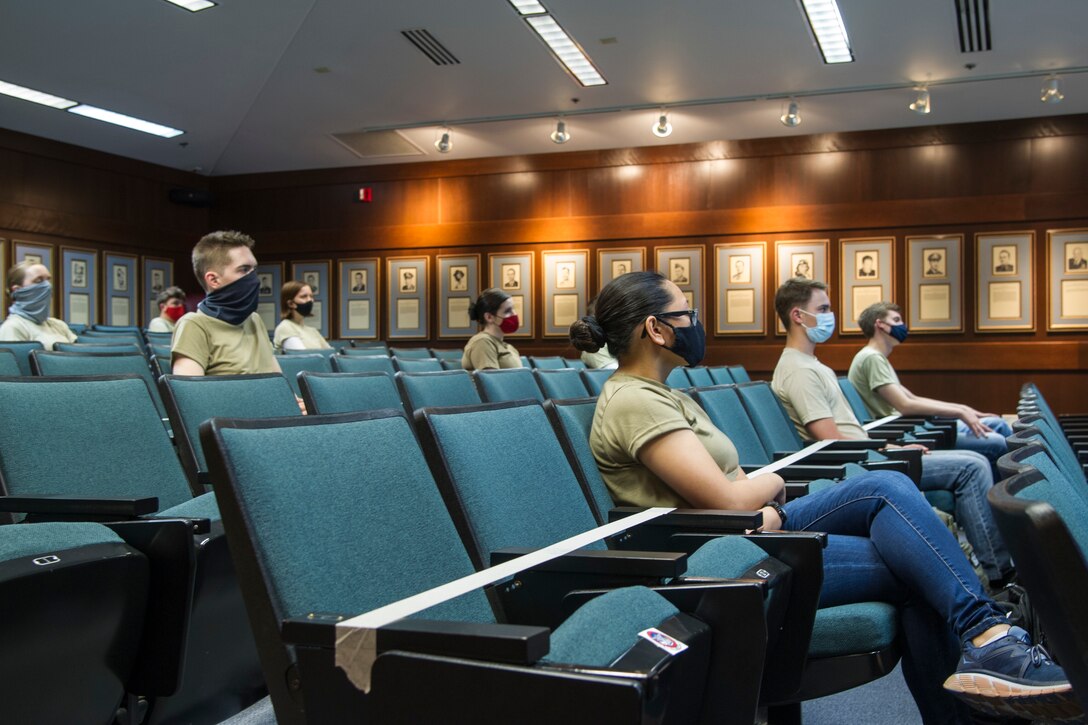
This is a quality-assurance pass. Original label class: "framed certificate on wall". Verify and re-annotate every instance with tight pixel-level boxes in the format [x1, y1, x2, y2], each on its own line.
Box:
[103, 252, 137, 327]
[292, 260, 332, 338]
[542, 250, 588, 337]
[714, 242, 766, 336]
[976, 232, 1033, 332]
[907, 235, 963, 333]
[338, 258, 379, 339]
[488, 252, 534, 338]
[839, 238, 894, 335]
[387, 256, 429, 340]
[437, 254, 480, 339]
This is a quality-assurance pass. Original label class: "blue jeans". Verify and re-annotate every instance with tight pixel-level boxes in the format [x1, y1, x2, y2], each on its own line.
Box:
[919, 449, 1012, 581]
[953, 416, 1011, 462]
[783, 471, 1007, 725]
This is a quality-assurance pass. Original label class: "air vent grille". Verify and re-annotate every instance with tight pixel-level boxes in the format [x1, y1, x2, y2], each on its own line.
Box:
[329, 130, 425, 159]
[955, 0, 992, 53]
[401, 29, 461, 66]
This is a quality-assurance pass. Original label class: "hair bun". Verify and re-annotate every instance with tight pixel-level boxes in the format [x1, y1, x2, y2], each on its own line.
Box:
[568, 315, 607, 353]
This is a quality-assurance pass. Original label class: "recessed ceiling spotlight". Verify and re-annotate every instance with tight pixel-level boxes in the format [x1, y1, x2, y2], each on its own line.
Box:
[651, 111, 673, 138]
[1041, 75, 1064, 104]
[798, 0, 854, 64]
[550, 118, 571, 144]
[162, 0, 217, 12]
[780, 100, 802, 127]
[434, 128, 453, 153]
[909, 86, 931, 115]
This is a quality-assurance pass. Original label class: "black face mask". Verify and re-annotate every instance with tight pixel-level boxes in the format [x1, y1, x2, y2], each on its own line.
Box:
[198, 270, 261, 326]
[295, 301, 314, 317]
[658, 317, 706, 367]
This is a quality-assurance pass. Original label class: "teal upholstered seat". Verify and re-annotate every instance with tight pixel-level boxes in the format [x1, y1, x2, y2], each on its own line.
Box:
[0, 376, 195, 511]
[0, 349, 21, 376]
[0, 520, 125, 560]
[283, 347, 337, 358]
[159, 373, 302, 492]
[148, 343, 172, 357]
[332, 354, 395, 375]
[665, 367, 689, 388]
[91, 325, 141, 334]
[299, 371, 405, 415]
[396, 370, 481, 410]
[684, 366, 714, 387]
[474, 368, 544, 403]
[736, 381, 806, 453]
[440, 358, 463, 370]
[693, 385, 774, 467]
[580, 368, 614, 395]
[564, 358, 586, 370]
[430, 348, 463, 361]
[807, 603, 898, 657]
[534, 368, 590, 400]
[394, 357, 443, 373]
[203, 410, 709, 724]
[529, 356, 565, 370]
[30, 350, 169, 418]
[544, 398, 620, 521]
[708, 366, 734, 385]
[837, 377, 876, 423]
[57, 342, 143, 354]
[0, 341, 42, 375]
[144, 331, 173, 345]
[728, 365, 751, 383]
[339, 345, 390, 356]
[276, 353, 331, 395]
[389, 346, 432, 359]
[79, 332, 146, 351]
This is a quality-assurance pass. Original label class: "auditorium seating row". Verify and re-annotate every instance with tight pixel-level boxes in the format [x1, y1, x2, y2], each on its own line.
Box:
[2, 353, 1085, 721]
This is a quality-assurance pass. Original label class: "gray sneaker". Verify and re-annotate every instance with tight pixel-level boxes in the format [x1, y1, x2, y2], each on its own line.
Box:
[943, 626, 1080, 721]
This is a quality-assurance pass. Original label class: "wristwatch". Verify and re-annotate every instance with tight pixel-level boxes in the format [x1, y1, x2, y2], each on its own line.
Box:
[763, 500, 788, 528]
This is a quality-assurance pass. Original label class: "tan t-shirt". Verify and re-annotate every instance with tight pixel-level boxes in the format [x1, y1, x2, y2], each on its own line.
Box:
[848, 346, 899, 418]
[591, 372, 740, 508]
[273, 318, 332, 353]
[771, 347, 867, 441]
[171, 310, 279, 376]
[147, 317, 176, 333]
[0, 315, 77, 350]
[461, 331, 521, 371]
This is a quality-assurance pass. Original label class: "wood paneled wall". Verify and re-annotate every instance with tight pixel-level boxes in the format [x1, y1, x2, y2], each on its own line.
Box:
[210, 115, 1088, 413]
[0, 127, 208, 288]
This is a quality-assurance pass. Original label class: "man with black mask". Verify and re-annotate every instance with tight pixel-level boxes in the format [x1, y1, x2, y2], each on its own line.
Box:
[172, 230, 283, 378]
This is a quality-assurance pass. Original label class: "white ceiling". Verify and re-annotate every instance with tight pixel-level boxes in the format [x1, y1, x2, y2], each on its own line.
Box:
[3, 0, 1088, 176]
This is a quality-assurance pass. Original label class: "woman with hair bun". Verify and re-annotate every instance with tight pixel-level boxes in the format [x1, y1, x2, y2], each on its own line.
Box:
[461, 288, 522, 371]
[569, 270, 1071, 724]
[273, 280, 331, 352]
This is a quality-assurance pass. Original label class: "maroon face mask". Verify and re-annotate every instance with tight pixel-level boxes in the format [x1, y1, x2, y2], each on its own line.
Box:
[499, 314, 519, 334]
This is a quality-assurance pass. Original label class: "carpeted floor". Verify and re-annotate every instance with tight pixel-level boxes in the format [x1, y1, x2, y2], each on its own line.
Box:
[802, 662, 922, 725]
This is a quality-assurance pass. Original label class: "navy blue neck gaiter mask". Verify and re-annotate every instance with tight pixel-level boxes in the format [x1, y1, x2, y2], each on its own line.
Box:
[198, 271, 260, 326]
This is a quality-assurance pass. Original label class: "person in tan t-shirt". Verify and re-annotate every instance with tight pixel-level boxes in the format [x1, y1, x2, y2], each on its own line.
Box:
[568, 270, 1067, 723]
[461, 288, 522, 371]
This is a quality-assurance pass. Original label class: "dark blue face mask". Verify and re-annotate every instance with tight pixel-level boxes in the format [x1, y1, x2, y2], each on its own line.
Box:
[652, 310, 705, 367]
[198, 270, 261, 326]
[888, 323, 909, 343]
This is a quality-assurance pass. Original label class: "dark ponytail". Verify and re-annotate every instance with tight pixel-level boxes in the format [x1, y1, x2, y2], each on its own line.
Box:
[568, 271, 672, 359]
[469, 288, 510, 326]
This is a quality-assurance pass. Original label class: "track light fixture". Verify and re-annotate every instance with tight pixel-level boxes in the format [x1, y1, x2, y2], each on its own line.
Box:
[1041, 76, 1064, 104]
[434, 128, 452, 153]
[780, 100, 801, 127]
[550, 118, 571, 144]
[909, 86, 931, 115]
[651, 111, 673, 138]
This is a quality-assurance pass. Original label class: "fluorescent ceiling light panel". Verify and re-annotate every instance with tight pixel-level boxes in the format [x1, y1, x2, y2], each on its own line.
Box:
[0, 79, 77, 109]
[525, 15, 607, 86]
[798, 0, 854, 64]
[163, 0, 217, 12]
[67, 105, 184, 138]
[508, 0, 547, 15]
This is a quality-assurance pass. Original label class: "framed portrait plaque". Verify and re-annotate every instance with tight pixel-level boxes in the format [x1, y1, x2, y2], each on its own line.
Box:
[774, 240, 829, 334]
[61, 246, 98, 327]
[338, 258, 379, 339]
[103, 252, 137, 327]
[976, 232, 1034, 332]
[488, 252, 534, 338]
[387, 256, 429, 340]
[142, 256, 174, 327]
[714, 242, 766, 335]
[839, 238, 894, 335]
[655, 245, 704, 317]
[437, 254, 480, 339]
[255, 263, 284, 332]
[542, 250, 588, 337]
[907, 235, 963, 333]
[291, 260, 332, 338]
[597, 247, 645, 292]
[1047, 228, 1088, 330]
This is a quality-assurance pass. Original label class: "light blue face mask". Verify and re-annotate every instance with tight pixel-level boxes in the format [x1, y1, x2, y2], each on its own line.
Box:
[799, 308, 835, 343]
[9, 280, 52, 324]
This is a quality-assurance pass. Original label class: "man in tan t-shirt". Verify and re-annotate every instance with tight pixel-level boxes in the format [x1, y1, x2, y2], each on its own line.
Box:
[172, 230, 281, 377]
[770, 278, 1012, 585]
